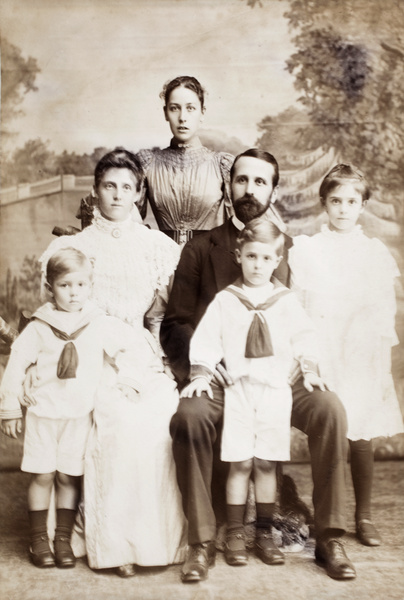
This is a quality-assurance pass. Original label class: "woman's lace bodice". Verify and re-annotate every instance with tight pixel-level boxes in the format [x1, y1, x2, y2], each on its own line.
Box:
[40, 209, 180, 327]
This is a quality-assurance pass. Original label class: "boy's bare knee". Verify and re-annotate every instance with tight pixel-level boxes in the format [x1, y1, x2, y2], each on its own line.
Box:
[32, 472, 56, 487]
[55, 472, 79, 486]
[254, 458, 275, 474]
[231, 458, 253, 475]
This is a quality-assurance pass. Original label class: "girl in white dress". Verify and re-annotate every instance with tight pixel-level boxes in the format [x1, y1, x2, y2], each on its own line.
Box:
[289, 164, 403, 548]
[39, 149, 187, 577]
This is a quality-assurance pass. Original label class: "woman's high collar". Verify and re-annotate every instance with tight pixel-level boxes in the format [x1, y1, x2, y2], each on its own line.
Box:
[93, 206, 134, 237]
[169, 136, 203, 150]
[321, 223, 363, 239]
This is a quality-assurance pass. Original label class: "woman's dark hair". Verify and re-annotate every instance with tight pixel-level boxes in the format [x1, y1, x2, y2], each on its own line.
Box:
[160, 76, 205, 109]
[237, 217, 284, 257]
[319, 163, 370, 206]
[94, 147, 143, 191]
[230, 148, 280, 188]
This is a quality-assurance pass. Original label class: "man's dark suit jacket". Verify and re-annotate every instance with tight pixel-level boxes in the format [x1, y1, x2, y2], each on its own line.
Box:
[160, 218, 292, 384]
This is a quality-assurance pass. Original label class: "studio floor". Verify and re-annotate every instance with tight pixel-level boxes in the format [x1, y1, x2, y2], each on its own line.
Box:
[1, 461, 403, 600]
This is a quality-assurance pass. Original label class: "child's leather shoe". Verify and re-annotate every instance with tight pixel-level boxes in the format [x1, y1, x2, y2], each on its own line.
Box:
[54, 535, 76, 568]
[29, 535, 55, 568]
[224, 531, 248, 566]
[255, 530, 285, 565]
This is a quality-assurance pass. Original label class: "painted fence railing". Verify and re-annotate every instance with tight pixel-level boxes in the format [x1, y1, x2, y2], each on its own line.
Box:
[0, 175, 93, 206]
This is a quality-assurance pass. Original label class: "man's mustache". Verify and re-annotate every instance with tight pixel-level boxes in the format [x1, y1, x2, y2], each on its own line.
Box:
[233, 194, 258, 205]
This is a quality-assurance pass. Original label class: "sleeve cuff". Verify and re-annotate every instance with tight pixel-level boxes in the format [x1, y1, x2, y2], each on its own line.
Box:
[0, 408, 23, 420]
[190, 365, 214, 381]
[299, 358, 320, 376]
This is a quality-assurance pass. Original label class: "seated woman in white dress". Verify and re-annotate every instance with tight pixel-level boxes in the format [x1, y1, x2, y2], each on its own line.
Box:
[39, 148, 187, 577]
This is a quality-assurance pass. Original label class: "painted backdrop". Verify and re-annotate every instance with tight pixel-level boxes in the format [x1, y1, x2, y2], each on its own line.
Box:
[0, 0, 403, 463]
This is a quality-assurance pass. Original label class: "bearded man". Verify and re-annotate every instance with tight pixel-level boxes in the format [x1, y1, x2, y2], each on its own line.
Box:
[161, 148, 355, 583]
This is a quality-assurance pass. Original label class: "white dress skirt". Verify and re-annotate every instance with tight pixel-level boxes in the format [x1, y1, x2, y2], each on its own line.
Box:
[76, 343, 187, 568]
[289, 225, 404, 441]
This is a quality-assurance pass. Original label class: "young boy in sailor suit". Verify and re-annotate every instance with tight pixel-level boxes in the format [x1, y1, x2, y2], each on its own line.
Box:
[0, 247, 140, 570]
[181, 217, 325, 568]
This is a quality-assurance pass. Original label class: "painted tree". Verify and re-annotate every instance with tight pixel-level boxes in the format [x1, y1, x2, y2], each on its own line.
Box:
[1, 39, 40, 139]
[2, 139, 56, 185]
[247, 0, 403, 212]
[256, 106, 315, 168]
[2, 142, 113, 186]
[283, 0, 403, 200]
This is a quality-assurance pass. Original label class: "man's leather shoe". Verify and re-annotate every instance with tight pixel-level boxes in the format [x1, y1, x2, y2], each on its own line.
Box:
[181, 542, 216, 583]
[54, 535, 76, 568]
[356, 520, 381, 546]
[315, 539, 356, 580]
[224, 532, 248, 566]
[29, 535, 55, 568]
[116, 564, 137, 578]
[255, 531, 285, 565]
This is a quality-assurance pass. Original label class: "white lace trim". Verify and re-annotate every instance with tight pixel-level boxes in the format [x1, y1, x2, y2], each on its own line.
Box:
[39, 216, 180, 325]
[92, 207, 133, 234]
[321, 223, 362, 239]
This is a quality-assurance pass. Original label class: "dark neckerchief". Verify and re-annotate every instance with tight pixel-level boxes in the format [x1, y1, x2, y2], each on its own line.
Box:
[225, 282, 291, 358]
[49, 323, 90, 379]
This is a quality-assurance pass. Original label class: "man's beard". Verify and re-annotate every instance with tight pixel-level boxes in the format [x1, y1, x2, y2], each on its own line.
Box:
[232, 195, 272, 224]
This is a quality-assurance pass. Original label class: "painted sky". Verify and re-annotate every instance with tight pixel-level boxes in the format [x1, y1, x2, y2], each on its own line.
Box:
[1, 0, 298, 155]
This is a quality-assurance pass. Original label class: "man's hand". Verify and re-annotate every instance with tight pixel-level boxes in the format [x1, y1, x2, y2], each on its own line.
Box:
[1, 418, 22, 439]
[21, 365, 39, 407]
[303, 372, 326, 393]
[180, 378, 213, 399]
[212, 363, 233, 388]
[117, 384, 140, 403]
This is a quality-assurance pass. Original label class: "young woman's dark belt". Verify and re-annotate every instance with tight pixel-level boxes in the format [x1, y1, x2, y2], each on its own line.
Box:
[161, 229, 206, 245]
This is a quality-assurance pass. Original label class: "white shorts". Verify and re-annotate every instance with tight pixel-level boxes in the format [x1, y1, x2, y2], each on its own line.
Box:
[221, 378, 292, 462]
[21, 412, 92, 476]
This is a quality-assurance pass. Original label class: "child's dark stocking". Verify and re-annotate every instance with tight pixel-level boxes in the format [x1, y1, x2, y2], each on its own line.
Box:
[227, 503, 245, 536]
[349, 438, 381, 546]
[28, 509, 55, 568]
[224, 504, 248, 566]
[350, 439, 373, 522]
[256, 501, 275, 532]
[54, 472, 80, 568]
[54, 508, 77, 568]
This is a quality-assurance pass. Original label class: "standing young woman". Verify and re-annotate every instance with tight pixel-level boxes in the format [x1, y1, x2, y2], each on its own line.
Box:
[136, 76, 234, 245]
